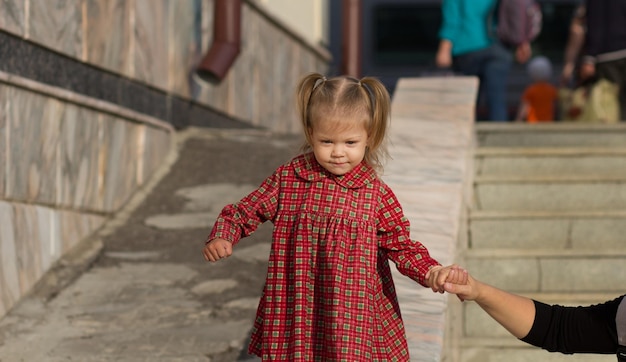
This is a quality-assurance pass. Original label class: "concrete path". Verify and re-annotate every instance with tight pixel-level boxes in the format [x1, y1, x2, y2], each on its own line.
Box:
[0, 77, 478, 361]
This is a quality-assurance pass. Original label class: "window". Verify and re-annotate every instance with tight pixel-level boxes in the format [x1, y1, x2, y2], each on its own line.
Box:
[373, 4, 442, 66]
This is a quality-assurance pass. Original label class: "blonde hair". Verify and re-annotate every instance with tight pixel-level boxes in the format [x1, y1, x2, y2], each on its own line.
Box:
[295, 73, 391, 173]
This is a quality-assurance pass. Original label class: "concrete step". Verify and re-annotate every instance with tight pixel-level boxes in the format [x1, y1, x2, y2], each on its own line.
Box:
[459, 125, 626, 361]
[459, 346, 614, 362]
[460, 292, 620, 356]
[476, 123, 626, 148]
[475, 147, 626, 178]
[463, 249, 626, 294]
[469, 210, 626, 250]
[474, 176, 626, 212]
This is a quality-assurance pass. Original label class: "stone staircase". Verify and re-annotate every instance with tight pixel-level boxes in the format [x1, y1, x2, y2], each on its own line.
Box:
[458, 123, 626, 362]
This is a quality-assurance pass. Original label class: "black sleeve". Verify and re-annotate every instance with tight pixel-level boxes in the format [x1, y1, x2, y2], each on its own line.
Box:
[584, 0, 606, 58]
[521, 296, 624, 354]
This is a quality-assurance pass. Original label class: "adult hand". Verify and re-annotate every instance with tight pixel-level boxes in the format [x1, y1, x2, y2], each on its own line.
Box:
[560, 62, 575, 86]
[580, 62, 596, 80]
[436, 50, 452, 68]
[443, 271, 478, 302]
[436, 40, 453, 68]
[515, 42, 531, 64]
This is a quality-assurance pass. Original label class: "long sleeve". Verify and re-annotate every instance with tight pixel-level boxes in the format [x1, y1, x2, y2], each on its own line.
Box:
[438, 0, 495, 56]
[208, 170, 280, 246]
[376, 184, 440, 286]
[439, 0, 462, 43]
[583, 0, 607, 59]
[521, 296, 624, 354]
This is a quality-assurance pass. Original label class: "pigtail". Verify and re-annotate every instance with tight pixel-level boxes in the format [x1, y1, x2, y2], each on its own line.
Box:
[296, 73, 327, 131]
[360, 77, 391, 171]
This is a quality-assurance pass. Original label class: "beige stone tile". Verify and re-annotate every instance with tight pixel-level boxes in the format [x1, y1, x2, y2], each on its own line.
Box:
[29, 0, 83, 58]
[58, 210, 105, 253]
[12, 204, 44, 295]
[59, 104, 102, 210]
[100, 114, 141, 212]
[0, 0, 24, 36]
[6, 87, 61, 205]
[0, 84, 6, 198]
[84, 0, 132, 76]
[167, 0, 197, 98]
[134, 0, 169, 90]
[142, 126, 172, 184]
[0, 201, 20, 315]
[34, 205, 60, 272]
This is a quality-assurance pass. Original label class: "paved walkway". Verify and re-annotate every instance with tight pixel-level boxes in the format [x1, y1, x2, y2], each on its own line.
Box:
[0, 77, 478, 361]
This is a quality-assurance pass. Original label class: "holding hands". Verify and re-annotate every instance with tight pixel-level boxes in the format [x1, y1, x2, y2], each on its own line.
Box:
[425, 264, 468, 294]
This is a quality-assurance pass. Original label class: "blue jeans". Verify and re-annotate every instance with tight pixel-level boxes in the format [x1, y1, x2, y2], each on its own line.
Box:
[453, 43, 513, 121]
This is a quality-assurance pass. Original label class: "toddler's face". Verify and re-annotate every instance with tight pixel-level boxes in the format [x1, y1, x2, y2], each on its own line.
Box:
[309, 117, 368, 176]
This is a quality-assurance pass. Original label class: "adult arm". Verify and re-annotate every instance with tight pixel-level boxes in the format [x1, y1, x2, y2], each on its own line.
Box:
[522, 296, 623, 354]
[561, 5, 586, 84]
[583, 0, 606, 63]
[444, 272, 535, 338]
[445, 272, 624, 354]
[436, 0, 461, 67]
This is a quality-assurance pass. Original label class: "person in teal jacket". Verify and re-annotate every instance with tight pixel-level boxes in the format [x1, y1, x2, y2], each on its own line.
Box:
[436, 0, 530, 121]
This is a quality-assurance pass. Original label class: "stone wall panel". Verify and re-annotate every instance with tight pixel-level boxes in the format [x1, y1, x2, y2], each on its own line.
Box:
[0, 84, 6, 197]
[59, 104, 102, 210]
[142, 126, 172, 183]
[12, 204, 44, 295]
[7, 88, 61, 205]
[29, 0, 83, 59]
[85, 0, 132, 77]
[59, 210, 105, 253]
[167, 0, 198, 98]
[0, 201, 19, 317]
[134, 0, 169, 90]
[100, 114, 141, 212]
[0, 0, 24, 36]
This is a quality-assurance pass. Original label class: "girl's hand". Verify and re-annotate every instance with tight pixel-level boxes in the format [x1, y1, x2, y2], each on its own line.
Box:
[203, 238, 233, 262]
[425, 264, 467, 293]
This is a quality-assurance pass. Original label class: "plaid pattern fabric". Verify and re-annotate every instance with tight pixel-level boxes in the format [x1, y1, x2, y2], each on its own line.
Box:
[209, 152, 440, 361]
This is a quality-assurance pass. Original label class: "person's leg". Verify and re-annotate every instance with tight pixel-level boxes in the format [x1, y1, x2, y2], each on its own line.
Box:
[483, 44, 513, 122]
[454, 49, 488, 120]
[596, 58, 626, 120]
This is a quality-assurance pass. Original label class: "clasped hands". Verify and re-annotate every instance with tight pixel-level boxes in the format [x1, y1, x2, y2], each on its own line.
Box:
[425, 264, 469, 300]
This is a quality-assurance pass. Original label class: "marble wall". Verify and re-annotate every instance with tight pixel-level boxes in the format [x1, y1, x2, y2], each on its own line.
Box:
[0, 78, 174, 319]
[0, 0, 329, 134]
[0, 0, 328, 320]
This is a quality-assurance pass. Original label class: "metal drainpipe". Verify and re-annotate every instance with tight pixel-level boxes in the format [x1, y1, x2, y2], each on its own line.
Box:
[196, 0, 242, 83]
[341, 0, 362, 78]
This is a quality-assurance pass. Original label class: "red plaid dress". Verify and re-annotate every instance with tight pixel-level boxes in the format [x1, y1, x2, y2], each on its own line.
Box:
[209, 152, 440, 361]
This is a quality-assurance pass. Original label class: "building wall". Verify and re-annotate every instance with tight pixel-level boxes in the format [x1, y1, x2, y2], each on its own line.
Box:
[257, 0, 329, 47]
[0, 0, 330, 319]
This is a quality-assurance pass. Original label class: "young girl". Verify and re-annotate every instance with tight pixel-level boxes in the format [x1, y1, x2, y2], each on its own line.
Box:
[203, 73, 460, 361]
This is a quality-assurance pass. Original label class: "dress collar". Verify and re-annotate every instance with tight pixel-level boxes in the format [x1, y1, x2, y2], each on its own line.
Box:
[293, 152, 378, 189]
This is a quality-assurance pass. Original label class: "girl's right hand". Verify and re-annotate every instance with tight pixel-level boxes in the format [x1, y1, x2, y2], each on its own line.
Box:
[203, 238, 233, 262]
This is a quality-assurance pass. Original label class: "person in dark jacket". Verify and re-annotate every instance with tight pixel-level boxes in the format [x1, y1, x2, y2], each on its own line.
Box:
[443, 267, 626, 361]
[581, 0, 626, 120]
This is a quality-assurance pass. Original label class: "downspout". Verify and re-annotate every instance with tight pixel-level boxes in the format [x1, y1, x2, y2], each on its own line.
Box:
[196, 0, 242, 83]
[341, 0, 362, 78]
